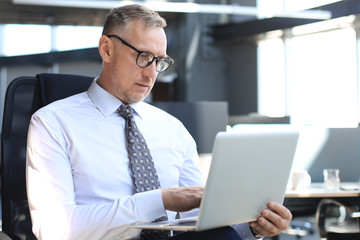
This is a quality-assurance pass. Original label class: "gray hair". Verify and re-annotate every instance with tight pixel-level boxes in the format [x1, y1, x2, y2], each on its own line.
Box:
[102, 4, 167, 36]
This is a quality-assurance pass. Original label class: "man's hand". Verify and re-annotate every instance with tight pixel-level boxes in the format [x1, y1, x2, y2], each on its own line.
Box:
[161, 186, 204, 212]
[249, 201, 292, 238]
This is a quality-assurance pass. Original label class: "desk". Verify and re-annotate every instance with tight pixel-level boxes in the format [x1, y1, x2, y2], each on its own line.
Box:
[282, 182, 360, 239]
[286, 182, 360, 198]
[283, 183, 360, 239]
[284, 182, 360, 216]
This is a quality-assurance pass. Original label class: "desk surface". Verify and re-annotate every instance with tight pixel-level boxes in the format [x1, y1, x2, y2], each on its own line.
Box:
[285, 182, 360, 198]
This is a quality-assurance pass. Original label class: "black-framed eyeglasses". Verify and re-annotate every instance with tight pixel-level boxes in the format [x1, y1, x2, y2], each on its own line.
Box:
[107, 34, 174, 72]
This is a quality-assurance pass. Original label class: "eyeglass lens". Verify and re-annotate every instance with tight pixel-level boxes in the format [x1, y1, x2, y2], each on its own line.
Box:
[137, 52, 173, 72]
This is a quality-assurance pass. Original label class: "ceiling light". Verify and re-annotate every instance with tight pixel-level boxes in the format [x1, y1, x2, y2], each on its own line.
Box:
[13, 0, 332, 20]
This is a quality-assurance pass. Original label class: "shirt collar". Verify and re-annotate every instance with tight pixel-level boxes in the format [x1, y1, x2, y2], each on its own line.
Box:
[87, 78, 145, 119]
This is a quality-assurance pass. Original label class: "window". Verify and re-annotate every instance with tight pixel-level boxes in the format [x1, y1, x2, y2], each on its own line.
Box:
[55, 26, 102, 51]
[1, 24, 102, 56]
[287, 28, 357, 127]
[257, 19, 358, 127]
[257, 37, 286, 117]
[2, 24, 51, 56]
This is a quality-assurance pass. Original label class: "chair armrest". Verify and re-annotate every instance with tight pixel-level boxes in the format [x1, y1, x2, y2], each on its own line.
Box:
[315, 199, 359, 238]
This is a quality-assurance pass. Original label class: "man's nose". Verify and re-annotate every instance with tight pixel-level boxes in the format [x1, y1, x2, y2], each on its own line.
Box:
[142, 61, 158, 78]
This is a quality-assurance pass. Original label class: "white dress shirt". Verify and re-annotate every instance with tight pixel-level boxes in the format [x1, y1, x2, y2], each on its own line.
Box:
[26, 78, 258, 240]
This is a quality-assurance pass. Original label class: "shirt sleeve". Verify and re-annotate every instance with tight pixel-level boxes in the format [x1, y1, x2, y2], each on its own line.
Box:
[232, 223, 264, 240]
[178, 126, 205, 187]
[175, 126, 205, 219]
[26, 112, 166, 240]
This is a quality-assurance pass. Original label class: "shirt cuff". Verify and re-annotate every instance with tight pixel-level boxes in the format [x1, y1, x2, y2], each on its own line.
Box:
[232, 223, 264, 240]
[133, 189, 165, 222]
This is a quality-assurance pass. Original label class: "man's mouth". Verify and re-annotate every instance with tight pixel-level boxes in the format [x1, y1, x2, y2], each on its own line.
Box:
[136, 82, 149, 88]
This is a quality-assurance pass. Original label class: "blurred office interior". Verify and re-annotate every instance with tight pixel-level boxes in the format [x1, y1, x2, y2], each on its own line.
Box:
[1, 1, 360, 239]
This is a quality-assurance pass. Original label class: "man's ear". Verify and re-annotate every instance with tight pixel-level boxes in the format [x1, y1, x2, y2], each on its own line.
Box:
[98, 35, 112, 63]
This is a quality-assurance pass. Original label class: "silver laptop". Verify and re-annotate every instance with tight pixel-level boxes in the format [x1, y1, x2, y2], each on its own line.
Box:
[131, 126, 299, 232]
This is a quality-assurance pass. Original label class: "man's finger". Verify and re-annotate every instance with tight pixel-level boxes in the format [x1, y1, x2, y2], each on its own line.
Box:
[249, 219, 273, 237]
[267, 201, 292, 220]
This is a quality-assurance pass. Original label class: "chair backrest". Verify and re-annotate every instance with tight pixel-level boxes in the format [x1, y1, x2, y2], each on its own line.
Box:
[1, 73, 93, 240]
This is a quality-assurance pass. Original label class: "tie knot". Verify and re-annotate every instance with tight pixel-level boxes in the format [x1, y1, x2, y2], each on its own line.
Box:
[118, 105, 133, 119]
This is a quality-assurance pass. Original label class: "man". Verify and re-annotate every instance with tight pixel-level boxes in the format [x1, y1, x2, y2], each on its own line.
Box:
[26, 4, 292, 240]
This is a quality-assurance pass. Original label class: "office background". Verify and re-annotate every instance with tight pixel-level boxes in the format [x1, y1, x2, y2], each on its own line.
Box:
[1, 1, 360, 239]
[0, 0, 360, 179]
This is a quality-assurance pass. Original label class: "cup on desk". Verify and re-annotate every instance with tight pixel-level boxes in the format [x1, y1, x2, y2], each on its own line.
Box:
[323, 168, 340, 191]
[292, 170, 311, 191]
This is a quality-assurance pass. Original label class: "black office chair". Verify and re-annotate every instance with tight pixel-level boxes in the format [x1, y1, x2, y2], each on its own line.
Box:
[1, 73, 93, 239]
[316, 198, 360, 240]
[0, 232, 12, 240]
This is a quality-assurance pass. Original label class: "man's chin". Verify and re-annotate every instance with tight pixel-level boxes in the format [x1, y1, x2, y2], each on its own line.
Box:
[127, 94, 150, 104]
